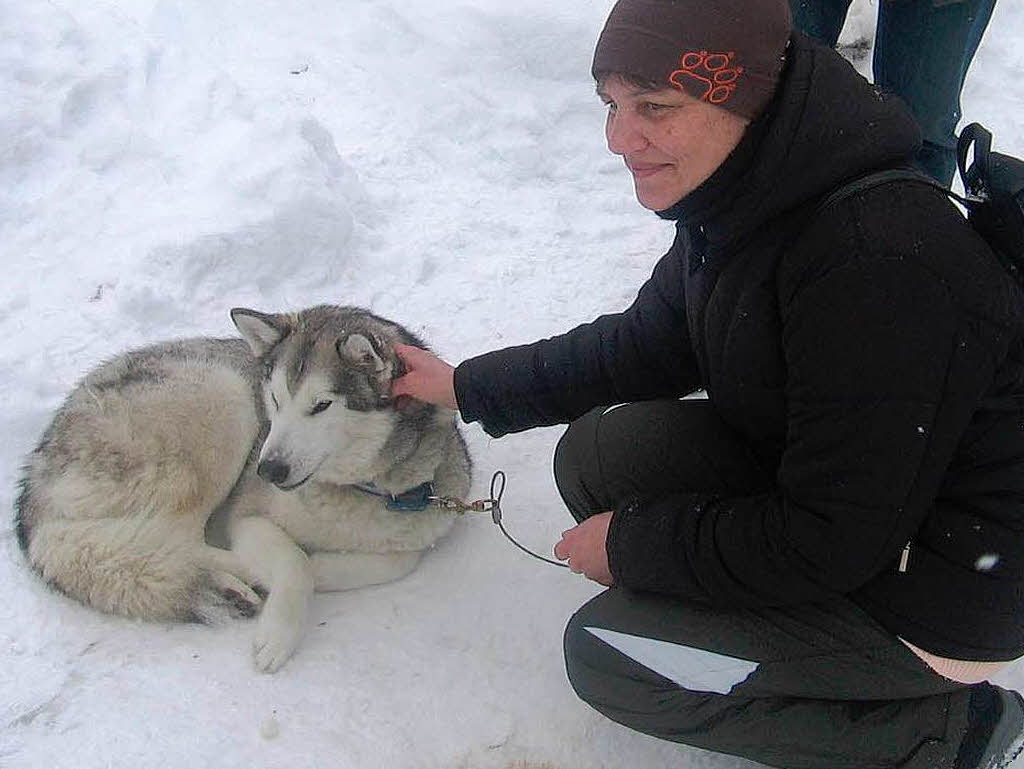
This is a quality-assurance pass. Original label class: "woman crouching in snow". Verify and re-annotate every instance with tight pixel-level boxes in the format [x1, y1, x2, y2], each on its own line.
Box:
[392, 0, 1024, 766]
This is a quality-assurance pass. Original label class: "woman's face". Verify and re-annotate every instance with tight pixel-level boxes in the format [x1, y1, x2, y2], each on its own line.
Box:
[598, 74, 751, 210]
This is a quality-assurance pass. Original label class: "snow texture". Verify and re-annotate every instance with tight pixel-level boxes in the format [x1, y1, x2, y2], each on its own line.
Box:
[2, 0, 1023, 767]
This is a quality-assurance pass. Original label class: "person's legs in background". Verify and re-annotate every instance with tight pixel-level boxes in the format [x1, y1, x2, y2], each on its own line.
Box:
[792, 0, 997, 186]
[875, 0, 996, 185]
[787, 0, 854, 47]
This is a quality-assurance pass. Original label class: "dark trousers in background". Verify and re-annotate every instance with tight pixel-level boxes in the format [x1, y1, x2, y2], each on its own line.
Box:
[788, 0, 996, 186]
[553, 400, 976, 768]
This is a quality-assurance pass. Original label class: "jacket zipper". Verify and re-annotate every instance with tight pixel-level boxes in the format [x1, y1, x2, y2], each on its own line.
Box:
[898, 541, 912, 573]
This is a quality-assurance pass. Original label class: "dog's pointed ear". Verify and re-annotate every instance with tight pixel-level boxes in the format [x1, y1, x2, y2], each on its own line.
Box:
[338, 333, 396, 399]
[338, 333, 389, 374]
[231, 308, 290, 357]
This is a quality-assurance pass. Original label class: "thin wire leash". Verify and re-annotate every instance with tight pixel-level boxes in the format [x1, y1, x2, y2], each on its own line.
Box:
[429, 470, 569, 569]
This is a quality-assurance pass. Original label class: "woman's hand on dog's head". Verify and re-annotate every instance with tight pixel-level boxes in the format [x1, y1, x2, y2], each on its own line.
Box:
[391, 344, 458, 411]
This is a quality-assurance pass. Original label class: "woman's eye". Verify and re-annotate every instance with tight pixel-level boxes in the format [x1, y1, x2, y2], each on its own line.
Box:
[310, 400, 332, 415]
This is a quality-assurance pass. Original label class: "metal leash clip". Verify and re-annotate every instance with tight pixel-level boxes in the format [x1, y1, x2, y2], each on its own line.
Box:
[428, 495, 493, 515]
[430, 470, 567, 568]
[428, 469, 504, 517]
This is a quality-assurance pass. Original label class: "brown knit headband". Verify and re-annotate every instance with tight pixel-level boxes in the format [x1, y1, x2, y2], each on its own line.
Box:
[592, 0, 793, 119]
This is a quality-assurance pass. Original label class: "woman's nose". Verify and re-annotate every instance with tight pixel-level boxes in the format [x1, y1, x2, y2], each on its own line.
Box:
[606, 111, 648, 155]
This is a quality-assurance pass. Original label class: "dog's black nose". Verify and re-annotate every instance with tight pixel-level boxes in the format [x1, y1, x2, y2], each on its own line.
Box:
[257, 458, 290, 486]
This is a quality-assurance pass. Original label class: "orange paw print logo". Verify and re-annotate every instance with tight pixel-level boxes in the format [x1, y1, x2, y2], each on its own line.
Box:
[670, 51, 743, 105]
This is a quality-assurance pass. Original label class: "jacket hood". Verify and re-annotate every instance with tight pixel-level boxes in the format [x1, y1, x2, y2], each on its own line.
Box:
[660, 31, 922, 245]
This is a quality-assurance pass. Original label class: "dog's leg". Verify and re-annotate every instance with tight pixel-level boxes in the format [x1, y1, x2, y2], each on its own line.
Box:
[208, 571, 263, 618]
[228, 516, 313, 673]
[189, 544, 264, 617]
[194, 544, 261, 586]
[309, 551, 424, 592]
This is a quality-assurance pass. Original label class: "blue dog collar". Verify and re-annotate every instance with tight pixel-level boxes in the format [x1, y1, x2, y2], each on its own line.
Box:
[352, 480, 436, 512]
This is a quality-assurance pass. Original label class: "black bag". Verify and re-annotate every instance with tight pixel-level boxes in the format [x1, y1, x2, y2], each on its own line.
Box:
[957, 123, 1024, 283]
[815, 123, 1024, 286]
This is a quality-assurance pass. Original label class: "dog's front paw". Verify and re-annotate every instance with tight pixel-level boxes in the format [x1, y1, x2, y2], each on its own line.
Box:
[209, 571, 263, 618]
[252, 589, 309, 673]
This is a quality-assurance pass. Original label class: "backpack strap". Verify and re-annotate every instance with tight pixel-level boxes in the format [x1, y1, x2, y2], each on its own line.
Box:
[810, 161, 1024, 287]
[807, 126, 1024, 287]
[814, 167, 953, 219]
[818, 123, 1016, 221]
[958, 123, 993, 197]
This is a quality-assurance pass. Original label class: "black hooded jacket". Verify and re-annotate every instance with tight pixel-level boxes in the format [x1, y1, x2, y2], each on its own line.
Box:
[454, 33, 1024, 661]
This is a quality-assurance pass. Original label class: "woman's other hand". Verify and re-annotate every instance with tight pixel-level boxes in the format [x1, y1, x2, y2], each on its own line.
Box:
[554, 512, 614, 586]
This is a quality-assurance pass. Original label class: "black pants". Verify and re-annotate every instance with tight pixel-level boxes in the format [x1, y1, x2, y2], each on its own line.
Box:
[554, 400, 974, 769]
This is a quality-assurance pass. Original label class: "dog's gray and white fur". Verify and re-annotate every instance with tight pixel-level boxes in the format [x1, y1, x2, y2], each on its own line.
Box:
[15, 305, 471, 672]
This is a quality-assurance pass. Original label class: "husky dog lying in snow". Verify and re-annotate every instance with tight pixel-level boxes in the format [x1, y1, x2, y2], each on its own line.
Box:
[15, 306, 471, 672]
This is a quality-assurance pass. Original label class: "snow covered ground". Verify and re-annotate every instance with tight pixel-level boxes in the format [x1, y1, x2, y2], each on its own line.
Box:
[2, 1, 1023, 767]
